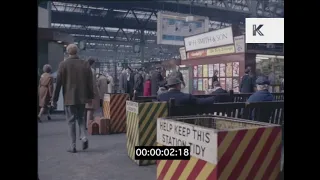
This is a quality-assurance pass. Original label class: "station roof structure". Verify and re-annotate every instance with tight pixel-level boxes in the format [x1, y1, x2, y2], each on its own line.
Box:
[45, 0, 283, 63]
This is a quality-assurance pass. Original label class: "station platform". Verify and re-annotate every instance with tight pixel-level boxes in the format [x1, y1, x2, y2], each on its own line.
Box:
[38, 114, 155, 180]
[38, 114, 284, 180]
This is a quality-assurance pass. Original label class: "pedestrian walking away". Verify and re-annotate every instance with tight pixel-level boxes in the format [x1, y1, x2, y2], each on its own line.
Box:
[52, 44, 94, 153]
[38, 64, 54, 122]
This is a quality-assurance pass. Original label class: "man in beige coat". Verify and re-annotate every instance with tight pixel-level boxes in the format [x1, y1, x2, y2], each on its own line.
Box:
[97, 73, 110, 107]
[52, 44, 94, 153]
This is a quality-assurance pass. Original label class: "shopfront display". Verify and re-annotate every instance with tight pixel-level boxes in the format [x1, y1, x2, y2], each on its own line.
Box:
[181, 27, 248, 94]
[220, 78, 226, 89]
[198, 79, 203, 91]
[192, 62, 241, 92]
[180, 29, 283, 94]
[203, 64, 208, 77]
[197, 65, 203, 77]
[208, 64, 214, 77]
[232, 62, 240, 76]
[179, 67, 192, 94]
[219, 63, 226, 77]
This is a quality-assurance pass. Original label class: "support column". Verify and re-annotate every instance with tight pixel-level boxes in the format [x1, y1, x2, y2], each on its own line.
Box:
[250, 0, 258, 17]
[48, 42, 64, 72]
[140, 29, 145, 63]
[114, 46, 119, 85]
[47, 1, 52, 28]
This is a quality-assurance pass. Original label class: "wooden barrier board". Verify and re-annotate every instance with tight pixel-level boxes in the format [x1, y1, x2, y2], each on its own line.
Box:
[126, 101, 168, 166]
[103, 93, 130, 133]
[156, 117, 282, 180]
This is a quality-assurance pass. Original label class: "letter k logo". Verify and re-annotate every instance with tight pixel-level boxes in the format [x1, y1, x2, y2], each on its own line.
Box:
[253, 24, 264, 36]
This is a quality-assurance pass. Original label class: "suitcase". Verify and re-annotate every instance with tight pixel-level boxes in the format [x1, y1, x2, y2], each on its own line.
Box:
[88, 122, 99, 135]
[88, 117, 110, 135]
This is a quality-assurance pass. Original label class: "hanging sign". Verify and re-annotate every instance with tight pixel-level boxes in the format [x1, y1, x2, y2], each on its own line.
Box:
[234, 35, 245, 53]
[157, 12, 209, 46]
[179, 47, 187, 60]
[206, 45, 235, 56]
[187, 50, 207, 59]
[184, 27, 234, 52]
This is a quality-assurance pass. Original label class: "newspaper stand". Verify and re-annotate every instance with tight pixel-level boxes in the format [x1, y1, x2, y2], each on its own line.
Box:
[126, 100, 168, 166]
[157, 115, 282, 180]
[103, 93, 130, 133]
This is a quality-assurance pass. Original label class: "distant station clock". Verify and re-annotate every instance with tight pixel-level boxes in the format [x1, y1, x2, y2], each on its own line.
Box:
[133, 43, 140, 53]
[79, 40, 86, 50]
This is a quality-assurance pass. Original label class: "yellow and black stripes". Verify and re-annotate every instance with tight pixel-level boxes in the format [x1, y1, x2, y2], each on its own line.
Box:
[126, 110, 139, 165]
[126, 101, 168, 166]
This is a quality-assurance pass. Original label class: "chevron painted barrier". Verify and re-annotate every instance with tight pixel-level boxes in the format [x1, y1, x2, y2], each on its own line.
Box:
[157, 116, 282, 180]
[126, 101, 168, 166]
[103, 93, 130, 133]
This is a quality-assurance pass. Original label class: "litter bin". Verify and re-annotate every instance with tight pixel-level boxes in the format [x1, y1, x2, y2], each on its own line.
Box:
[157, 115, 282, 180]
[103, 93, 130, 133]
[126, 100, 168, 166]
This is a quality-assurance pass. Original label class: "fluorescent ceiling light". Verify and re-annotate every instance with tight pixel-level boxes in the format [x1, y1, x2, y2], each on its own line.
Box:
[256, 57, 269, 60]
[257, 54, 276, 58]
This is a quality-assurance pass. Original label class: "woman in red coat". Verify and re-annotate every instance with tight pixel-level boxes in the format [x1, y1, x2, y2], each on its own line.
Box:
[143, 75, 151, 96]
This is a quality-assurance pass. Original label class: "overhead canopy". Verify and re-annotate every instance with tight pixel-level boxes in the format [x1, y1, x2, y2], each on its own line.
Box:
[38, 27, 74, 44]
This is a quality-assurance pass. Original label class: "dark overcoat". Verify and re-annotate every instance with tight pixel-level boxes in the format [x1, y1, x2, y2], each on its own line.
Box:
[52, 55, 94, 106]
[151, 71, 164, 96]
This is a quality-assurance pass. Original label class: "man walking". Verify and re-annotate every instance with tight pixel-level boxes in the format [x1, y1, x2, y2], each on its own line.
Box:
[52, 44, 94, 153]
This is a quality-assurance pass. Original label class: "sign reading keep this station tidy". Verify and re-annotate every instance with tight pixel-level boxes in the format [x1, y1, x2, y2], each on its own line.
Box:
[184, 26, 234, 52]
[157, 118, 217, 164]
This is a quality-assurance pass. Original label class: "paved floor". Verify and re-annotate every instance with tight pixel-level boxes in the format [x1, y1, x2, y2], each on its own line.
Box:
[38, 114, 156, 180]
[38, 114, 284, 180]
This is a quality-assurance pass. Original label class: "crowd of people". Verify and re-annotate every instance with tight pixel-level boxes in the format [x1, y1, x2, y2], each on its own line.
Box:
[38, 43, 282, 153]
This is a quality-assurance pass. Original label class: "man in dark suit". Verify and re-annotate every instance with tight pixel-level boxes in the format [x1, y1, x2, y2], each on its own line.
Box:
[240, 68, 255, 93]
[211, 70, 219, 89]
[52, 44, 94, 153]
[151, 67, 164, 96]
[157, 77, 214, 105]
[133, 68, 144, 97]
[211, 81, 231, 103]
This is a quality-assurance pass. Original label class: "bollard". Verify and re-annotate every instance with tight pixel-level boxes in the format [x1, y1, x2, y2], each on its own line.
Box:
[103, 93, 130, 133]
[156, 116, 282, 180]
[126, 100, 168, 166]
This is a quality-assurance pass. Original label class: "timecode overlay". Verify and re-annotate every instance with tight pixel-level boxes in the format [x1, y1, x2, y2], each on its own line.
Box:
[135, 146, 190, 160]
